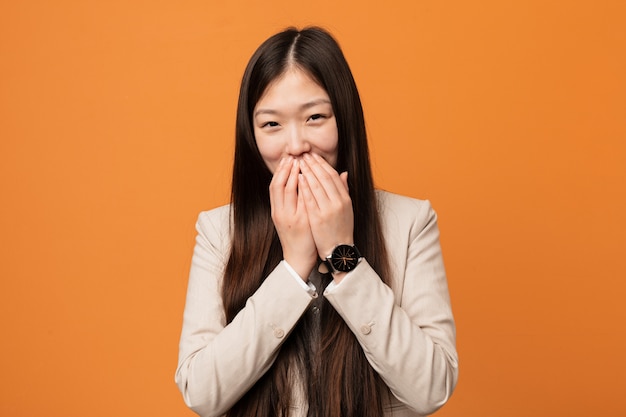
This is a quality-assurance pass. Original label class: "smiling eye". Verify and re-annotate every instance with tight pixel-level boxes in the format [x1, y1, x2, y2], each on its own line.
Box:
[262, 121, 279, 128]
[308, 114, 324, 121]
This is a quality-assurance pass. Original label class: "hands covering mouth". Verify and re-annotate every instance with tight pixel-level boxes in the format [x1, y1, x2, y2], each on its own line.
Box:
[269, 153, 354, 281]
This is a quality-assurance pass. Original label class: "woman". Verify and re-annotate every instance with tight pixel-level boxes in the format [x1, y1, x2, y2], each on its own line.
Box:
[175, 27, 458, 417]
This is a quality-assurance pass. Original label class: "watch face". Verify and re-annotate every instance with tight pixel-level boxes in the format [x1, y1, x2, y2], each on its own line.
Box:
[330, 245, 360, 272]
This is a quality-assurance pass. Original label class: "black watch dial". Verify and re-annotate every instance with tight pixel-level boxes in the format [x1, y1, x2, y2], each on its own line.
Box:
[330, 244, 361, 272]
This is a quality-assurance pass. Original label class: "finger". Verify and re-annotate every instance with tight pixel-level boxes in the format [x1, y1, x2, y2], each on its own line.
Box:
[339, 171, 349, 192]
[301, 154, 347, 203]
[311, 152, 339, 176]
[309, 153, 347, 195]
[269, 157, 292, 210]
[298, 172, 321, 212]
[312, 153, 349, 195]
[270, 157, 292, 189]
[296, 175, 310, 214]
[283, 159, 300, 211]
[299, 157, 331, 204]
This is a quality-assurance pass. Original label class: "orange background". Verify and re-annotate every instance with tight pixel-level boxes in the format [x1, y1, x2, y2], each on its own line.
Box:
[1, 1, 625, 416]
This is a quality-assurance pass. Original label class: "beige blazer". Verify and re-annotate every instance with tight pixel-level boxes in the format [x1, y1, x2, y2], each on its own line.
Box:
[175, 190, 458, 417]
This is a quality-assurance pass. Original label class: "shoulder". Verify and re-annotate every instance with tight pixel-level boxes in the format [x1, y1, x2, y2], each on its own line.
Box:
[197, 204, 231, 225]
[375, 190, 437, 230]
[195, 204, 232, 249]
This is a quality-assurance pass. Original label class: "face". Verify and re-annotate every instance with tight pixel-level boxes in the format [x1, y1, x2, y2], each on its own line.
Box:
[253, 68, 339, 173]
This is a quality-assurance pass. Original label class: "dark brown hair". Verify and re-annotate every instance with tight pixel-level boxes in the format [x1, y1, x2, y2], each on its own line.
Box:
[223, 26, 390, 417]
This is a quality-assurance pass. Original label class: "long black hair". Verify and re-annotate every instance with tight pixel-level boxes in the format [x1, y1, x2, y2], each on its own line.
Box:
[223, 26, 390, 417]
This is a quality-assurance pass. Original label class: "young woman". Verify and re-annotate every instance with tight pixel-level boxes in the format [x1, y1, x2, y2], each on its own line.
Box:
[175, 27, 458, 417]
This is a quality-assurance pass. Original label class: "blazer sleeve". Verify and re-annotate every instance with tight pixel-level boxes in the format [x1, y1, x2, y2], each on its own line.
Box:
[324, 199, 458, 416]
[175, 209, 315, 417]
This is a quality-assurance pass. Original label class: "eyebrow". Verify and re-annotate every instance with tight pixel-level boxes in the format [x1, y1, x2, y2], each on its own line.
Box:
[254, 99, 332, 117]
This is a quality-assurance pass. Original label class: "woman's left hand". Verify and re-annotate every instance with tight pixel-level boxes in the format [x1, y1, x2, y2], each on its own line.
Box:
[298, 152, 354, 260]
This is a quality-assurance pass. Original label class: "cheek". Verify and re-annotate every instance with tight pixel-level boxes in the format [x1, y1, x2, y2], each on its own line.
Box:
[319, 125, 339, 163]
[257, 141, 281, 159]
[255, 135, 282, 171]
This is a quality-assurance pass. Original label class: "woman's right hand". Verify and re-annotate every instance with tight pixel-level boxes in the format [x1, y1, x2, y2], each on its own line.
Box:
[269, 157, 317, 280]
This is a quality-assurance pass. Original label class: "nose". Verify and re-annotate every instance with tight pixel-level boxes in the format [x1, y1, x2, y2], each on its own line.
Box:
[285, 125, 311, 157]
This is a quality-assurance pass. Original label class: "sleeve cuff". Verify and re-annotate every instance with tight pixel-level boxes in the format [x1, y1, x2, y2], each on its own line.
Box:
[281, 260, 318, 297]
[324, 258, 364, 293]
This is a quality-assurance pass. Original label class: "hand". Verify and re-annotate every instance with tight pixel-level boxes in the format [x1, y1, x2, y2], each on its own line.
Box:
[298, 153, 354, 260]
[269, 157, 318, 280]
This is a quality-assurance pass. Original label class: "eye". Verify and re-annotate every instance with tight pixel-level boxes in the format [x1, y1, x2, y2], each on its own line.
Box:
[261, 121, 279, 128]
[308, 114, 325, 122]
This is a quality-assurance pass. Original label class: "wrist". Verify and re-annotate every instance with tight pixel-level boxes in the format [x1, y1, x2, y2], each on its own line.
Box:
[324, 244, 362, 274]
[284, 258, 315, 281]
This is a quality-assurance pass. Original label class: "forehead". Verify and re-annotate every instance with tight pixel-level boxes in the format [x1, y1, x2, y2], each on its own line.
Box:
[256, 68, 329, 106]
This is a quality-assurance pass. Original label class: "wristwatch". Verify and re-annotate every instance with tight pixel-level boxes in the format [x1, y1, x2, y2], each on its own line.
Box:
[325, 244, 362, 273]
